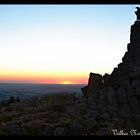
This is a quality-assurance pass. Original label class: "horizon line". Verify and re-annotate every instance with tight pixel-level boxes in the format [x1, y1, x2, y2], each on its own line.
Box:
[0, 82, 86, 85]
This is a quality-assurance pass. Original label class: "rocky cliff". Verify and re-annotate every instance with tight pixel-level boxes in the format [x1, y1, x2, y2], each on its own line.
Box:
[81, 8, 140, 126]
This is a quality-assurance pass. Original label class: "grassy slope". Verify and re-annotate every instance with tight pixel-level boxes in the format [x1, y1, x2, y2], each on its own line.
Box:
[0, 93, 136, 136]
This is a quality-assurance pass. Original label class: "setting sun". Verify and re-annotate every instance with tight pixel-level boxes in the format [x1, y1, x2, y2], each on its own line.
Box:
[61, 81, 72, 84]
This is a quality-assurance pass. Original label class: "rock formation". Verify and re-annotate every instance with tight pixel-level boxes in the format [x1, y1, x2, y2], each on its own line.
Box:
[81, 7, 140, 126]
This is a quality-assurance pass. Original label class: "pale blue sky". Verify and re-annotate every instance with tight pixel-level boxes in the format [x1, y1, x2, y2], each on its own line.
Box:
[0, 5, 139, 83]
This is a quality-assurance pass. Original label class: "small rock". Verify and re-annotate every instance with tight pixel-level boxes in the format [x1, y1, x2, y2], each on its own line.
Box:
[54, 127, 65, 135]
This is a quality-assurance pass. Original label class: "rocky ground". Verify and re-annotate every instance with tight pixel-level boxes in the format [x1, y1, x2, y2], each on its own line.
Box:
[0, 93, 136, 136]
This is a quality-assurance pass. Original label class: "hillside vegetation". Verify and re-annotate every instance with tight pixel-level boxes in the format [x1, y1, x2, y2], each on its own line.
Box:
[0, 93, 135, 136]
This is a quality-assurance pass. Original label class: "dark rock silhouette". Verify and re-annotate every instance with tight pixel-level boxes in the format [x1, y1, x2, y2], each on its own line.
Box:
[81, 7, 140, 126]
[135, 7, 140, 20]
[81, 73, 103, 97]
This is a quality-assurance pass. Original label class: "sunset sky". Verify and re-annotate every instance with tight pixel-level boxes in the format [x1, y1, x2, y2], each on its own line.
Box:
[0, 5, 139, 84]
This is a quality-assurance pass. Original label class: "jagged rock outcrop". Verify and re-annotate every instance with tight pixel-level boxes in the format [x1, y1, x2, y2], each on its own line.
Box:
[81, 8, 140, 126]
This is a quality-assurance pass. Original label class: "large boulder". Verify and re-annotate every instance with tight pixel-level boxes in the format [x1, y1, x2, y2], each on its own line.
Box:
[81, 73, 103, 98]
[88, 73, 103, 92]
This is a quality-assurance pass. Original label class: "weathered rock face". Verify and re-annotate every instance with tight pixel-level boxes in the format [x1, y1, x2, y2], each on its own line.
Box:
[88, 73, 103, 91]
[81, 8, 140, 126]
[81, 73, 103, 98]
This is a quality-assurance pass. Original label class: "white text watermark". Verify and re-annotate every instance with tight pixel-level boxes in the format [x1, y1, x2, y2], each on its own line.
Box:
[112, 129, 140, 136]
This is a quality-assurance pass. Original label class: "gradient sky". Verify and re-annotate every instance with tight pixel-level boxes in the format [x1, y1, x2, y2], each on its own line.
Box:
[0, 4, 139, 84]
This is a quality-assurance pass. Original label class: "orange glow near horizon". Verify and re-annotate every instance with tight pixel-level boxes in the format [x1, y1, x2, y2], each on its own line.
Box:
[60, 81, 72, 84]
[0, 70, 88, 84]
